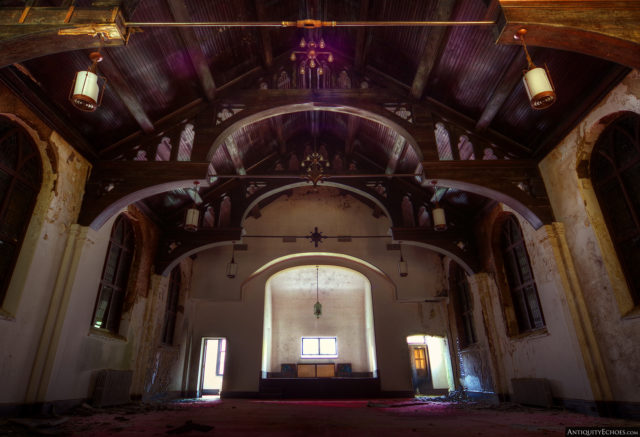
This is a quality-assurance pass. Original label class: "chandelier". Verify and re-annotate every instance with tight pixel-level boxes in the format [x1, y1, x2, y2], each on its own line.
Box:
[290, 38, 334, 75]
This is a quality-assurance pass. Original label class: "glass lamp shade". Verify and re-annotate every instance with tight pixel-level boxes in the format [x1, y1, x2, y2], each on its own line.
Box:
[226, 257, 238, 278]
[184, 207, 200, 232]
[433, 207, 447, 231]
[523, 66, 556, 109]
[70, 70, 101, 111]
[313, 301, 322, 318]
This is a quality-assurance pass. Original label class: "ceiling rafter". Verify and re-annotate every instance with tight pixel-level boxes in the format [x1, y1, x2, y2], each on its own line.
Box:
[166, 0, 216, 101]
[409, 0, 456, 100]
[255, 0, 273, 69]
[99, 49, 154, 133]
[353, 0, 370, 71]
[474, 47, 529, 132]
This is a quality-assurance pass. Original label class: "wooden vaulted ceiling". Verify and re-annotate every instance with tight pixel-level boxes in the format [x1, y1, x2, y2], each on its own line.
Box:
[0, 0, 638, 266]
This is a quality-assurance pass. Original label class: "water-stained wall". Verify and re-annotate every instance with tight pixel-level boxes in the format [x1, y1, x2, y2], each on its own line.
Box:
[539, 70, 640, 404]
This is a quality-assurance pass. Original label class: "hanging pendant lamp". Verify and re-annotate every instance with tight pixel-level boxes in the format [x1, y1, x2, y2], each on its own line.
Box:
[313, 265, 322, 318]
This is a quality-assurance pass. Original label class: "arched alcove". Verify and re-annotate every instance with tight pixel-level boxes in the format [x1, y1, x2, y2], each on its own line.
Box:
[261, 265, 377, 378]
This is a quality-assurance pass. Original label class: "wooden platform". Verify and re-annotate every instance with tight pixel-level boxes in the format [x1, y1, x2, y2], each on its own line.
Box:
[259, 377, 381, 399]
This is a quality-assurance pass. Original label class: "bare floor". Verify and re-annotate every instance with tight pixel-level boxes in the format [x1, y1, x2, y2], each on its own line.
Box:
[2, 398, 639, 436]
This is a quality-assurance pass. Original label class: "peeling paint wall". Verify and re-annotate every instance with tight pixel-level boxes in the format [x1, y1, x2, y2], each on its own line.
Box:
[0, 84, 91, 405]
[539, 70, 640, 403]
[468, 205, 593, 402]
[43, 205, 161, 403]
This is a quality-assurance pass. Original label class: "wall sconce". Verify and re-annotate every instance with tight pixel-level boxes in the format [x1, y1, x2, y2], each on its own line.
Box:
[398, 245, 408, 277]
[433, 203, 447, 231]
[515, 28, 556, 110]
[226, 244, 238, 279]
[69, 52, 106, 112]
[184, 181, 200, 232]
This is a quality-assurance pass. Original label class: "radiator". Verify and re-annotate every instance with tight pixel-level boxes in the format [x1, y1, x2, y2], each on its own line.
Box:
[92, 369, 133, 407]
[511, 378, 553, 408]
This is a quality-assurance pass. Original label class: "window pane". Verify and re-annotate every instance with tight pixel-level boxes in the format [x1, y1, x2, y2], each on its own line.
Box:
[602, 181, 635, 236]
[620, 236, 640, 303]
[622, 163, 640, 216]
[93, 286, 113, 328]
[0, 170, 10, 204]
[102, 245, 121, 285]
[319, 338, 337, 355]
[515, 246, 534, 284]
[0, 181, 35, 240]
[302, 338, 319, 355]
[0, 240, 16, 295]
[524, 285, 544, 328]
[0, 131, 18, 169]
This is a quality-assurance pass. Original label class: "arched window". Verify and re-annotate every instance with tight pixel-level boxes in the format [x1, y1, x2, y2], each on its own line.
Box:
[92, 215, 135, 332]
[591, 112, 640, 305]
[449, 263, 476, 349]
[162, 266, 181, 345]
[499, 215, 545, 333]
[0, 117, 42, 305]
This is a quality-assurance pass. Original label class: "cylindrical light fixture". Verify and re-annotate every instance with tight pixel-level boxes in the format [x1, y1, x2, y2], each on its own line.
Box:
[69, 52, 106, 112]
[184, 207, 200, 232]
[516, 28, 556, 110]
[433, 204, 447, 231]
[226, 244, 238, 279]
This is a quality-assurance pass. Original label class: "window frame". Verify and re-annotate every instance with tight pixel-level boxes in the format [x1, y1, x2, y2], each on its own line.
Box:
[498, 215, 545, 334]
[300, 336, 338, 359]
[161, 266, 181, 345]
[590, 112, 640, 306]
[91, 215, 135, 333]
[449, 262, 477, 349]
[0, 118, 42, 306]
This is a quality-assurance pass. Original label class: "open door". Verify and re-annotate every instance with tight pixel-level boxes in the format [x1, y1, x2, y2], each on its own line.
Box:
[409, 344, 432, 395]
[200, 338, 226, 396]
[407, 335, 455, 396]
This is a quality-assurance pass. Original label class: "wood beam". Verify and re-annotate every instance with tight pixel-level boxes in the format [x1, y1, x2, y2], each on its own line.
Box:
[426, 96, 530, 157]
[497, 0, 640, 70]
[0, 6, 127, 68]
[391, 227, 480, 274]
[410, 0, 456, 100]
[475, 48, 528, 132]
[224, 136, 246, 175]
[0, 66, 97, 161]
[421, 159, 553, 228]
[99, 50, 154, 133]
[255, 0, 273, 69]
[166, 0, 216, 101]
[385, 136, 406, 174]
[104, 88, 527, 164]
[156, 228, 243, 275]
[354, 0, 370, 70]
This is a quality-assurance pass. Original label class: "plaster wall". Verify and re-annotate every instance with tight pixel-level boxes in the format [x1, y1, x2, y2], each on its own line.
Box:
[44, 205, 160, 402]
[186, 188, 452, 395]
[472, 205, 593, 402]
[266, 266, 372, 373]
[539, 70, 640, 403]
[0, 85, 91, 405]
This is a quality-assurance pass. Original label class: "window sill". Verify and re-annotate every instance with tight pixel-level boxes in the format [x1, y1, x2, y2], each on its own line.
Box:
[622, 306, 640, 320]
[509, 327, 549, 341]
[88, 327, 127, 343]
[0, 308, 15, 322]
